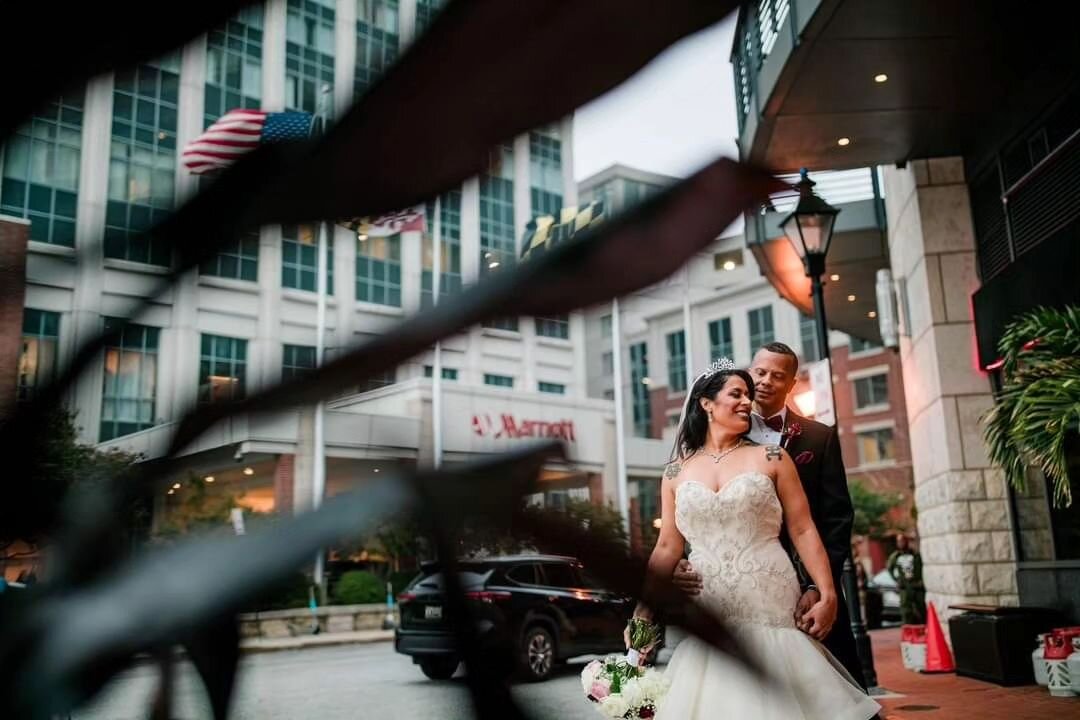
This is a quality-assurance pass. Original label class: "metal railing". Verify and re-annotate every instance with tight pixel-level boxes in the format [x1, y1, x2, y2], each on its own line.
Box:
[751, 168, 884, 243]
[733, 0, 793, 133]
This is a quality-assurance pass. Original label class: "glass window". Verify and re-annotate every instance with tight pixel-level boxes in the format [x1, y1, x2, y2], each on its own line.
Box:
[630, 342, 652, 438]
[415, 0, 449, 33]
[100, 319, 160, 441]
[106, 62, 179, 265]
[538, 381, 565, 395]
[530, 187, 563, 220]
[747, 305, 775, 349]
[421, 190, 462, 309]
[708, 317, 733, 361]
[480, 155, 515, 275]
[285, 0, 335, 114]
[854, 374, 889, 409]
[198, 334, 247, 404]
[282, 223, 333, 293]
[600, 314, 612, 338]
[539, 563, 578, 589]
[204, 9, 263, 127]
[856, 428, 896, 465]
[423, 365, 458, 380]
[484, 373, 514, 389]
[506, 563, 538, 585]
[601, 351, 614, 376]
[535, 315, 570, 340]
[17, 309, 60, 401]
[355, 231, 400, 306]
[666, 330, 687, 392]
[0, 93, 82, 246]
[355, 0, 399, 98]
[800, 314, 822, 363]
[529, 128, 562, 215]
[201, 230, 259, 281]
[850, 336, 882, 354]
[282, 343, 316, 380]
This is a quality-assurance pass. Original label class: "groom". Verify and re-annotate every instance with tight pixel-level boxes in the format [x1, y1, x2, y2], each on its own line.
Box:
[673, 342, 866, 689]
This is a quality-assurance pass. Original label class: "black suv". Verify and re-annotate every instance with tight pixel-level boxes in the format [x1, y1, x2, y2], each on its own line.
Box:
[394, 554, 636, 682]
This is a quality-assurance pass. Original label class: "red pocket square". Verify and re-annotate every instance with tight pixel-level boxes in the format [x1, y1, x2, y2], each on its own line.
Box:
[794, 450, 814, 465]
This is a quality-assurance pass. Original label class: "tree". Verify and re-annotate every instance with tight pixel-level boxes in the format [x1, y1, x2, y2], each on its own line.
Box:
[1, 407, 143, 574]
[154, 473, 244, 540]
[849, 480, 903, 538]
[983, 305, 1080, 507]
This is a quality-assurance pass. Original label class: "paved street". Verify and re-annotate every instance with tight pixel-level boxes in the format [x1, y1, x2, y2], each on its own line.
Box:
[73, 642, 626, 720]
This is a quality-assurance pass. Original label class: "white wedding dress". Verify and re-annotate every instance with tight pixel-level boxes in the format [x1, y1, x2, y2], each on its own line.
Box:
[657, 472, 881, 720]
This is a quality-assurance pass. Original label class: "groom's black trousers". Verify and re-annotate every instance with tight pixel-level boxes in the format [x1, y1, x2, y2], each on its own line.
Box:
[823, 570, 867, 691]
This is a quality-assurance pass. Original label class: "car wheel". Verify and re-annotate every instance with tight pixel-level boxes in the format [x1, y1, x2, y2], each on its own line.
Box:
[419, 658, 459, 680]
[520, 626, 556, 682]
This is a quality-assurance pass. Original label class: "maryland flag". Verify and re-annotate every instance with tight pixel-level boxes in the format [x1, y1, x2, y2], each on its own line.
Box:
[520, 201, 606, 261]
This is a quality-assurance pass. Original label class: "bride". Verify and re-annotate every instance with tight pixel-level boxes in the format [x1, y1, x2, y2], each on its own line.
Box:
[631, 360, 880, 720]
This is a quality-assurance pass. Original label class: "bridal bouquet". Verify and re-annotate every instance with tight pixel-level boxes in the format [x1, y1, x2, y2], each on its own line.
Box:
[581, 620, 669, 719]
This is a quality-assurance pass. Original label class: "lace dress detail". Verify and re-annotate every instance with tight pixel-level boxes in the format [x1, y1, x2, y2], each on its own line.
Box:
[675, 472, 800, 629]
[657, 471, 882, 720]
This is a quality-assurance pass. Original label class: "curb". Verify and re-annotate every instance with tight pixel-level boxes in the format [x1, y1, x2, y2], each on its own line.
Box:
[240, 630, 395, 654]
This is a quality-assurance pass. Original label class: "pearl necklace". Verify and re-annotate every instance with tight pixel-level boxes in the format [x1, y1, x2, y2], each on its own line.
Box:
[702, 439, 743, 464]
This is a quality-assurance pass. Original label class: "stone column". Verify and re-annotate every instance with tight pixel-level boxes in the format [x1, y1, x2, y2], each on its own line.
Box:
[334, 0, 357, 121]
[273, 453, 296, 514]
[882, 157, 1018, 619]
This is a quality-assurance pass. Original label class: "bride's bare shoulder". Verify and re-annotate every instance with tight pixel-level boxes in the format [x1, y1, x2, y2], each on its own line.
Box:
[663, 454, 697, 484]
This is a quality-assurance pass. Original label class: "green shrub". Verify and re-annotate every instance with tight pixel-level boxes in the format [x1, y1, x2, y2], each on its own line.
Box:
[242, 572, 312, 612]
[332, 570, 384, 605]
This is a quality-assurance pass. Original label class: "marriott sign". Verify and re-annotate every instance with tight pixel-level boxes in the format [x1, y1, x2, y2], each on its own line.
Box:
[471, 413, 576, 443]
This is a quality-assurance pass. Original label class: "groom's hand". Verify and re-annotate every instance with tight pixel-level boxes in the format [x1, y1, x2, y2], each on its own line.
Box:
[800, 593, 837, 641]
[793, 587, 820, 627]
[673, 559, 703, 596]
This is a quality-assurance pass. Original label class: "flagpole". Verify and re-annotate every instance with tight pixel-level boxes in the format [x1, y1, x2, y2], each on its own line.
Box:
[431, 196, 443, 470]
[312, 85, 331, 597]
[611, 298, 629, 531]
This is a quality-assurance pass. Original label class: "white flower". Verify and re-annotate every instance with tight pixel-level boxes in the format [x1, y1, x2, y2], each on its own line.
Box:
[600, 694, 630, 719]
[637, 669, 670, 701]
[581, 660, 602, 695]
[619, 678, 644, 710]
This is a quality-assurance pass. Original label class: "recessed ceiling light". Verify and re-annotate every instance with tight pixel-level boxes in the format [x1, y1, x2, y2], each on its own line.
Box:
[837, 137, 851, 147]
[172, 482, 181, 490]
[373, 468, 381, 473]
[488, 261, 500, 269]
[847, 294, 857, 302]
[167, 488, 175, 495]
[868, 311, 878, 319]
[722, 260, 736, 271]
[204, 475, 215, 483]
[830, 274, 840, 282]
[243, 467, 254, 476]
[641, 377, 652, 386]
[874, 73, 888, 83]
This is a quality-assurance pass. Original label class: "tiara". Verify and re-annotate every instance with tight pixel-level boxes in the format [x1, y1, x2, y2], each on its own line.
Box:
[700, 357, 736, 379]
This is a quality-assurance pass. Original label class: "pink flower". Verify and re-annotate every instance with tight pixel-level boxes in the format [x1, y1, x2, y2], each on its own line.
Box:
[590, 681, 611, 700]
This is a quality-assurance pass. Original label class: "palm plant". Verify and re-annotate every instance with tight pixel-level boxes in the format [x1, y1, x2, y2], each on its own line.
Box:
[983, 305, 1080, 507]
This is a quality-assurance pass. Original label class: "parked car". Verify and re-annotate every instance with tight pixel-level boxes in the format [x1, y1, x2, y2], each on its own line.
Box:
[394, 554, 643, 682]
[864, 569, 901, 628]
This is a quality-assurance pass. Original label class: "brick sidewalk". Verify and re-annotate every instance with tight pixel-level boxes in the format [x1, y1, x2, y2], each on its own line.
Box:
[871, 627, 1077, 719]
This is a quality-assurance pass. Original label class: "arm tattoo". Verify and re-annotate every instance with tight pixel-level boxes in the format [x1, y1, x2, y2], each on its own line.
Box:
[765, 445, 783, 461]
[664, 462, 681, 479]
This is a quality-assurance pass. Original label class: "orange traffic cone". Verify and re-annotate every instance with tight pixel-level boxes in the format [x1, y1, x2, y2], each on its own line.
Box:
[922, 602, 955, 673]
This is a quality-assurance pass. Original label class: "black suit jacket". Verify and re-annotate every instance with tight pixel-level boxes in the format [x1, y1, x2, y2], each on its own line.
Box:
[776, 407, 854, 583]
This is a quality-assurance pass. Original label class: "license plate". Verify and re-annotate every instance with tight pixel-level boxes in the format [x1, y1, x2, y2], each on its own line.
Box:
[425, 605, 443, 620]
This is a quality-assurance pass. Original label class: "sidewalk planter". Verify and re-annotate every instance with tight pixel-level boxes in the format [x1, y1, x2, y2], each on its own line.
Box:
[900, 624, 927, 672]
[238, 604, 399, 639]
[947, 605, 1064, 686]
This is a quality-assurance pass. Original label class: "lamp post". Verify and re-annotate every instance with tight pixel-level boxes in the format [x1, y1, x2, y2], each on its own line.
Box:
[781, 168, 878, 689]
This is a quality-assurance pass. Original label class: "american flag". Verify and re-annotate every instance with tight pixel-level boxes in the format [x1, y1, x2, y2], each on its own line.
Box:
[182, 109, 314, 175]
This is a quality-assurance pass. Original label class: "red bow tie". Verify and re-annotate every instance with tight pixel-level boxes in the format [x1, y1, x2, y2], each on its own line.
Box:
[764, 414, 785, 432]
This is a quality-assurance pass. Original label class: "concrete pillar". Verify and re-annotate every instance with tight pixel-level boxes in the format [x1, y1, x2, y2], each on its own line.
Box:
[333, 225, 356, 355]
[293, 408, 315, 513]
[69, 75, 113, 442]
[560, 115, 577, 207]
[263, 0, 287, 111]
[399, 0, 418, 46]
[253, 226, 283, 392]
[334, 0, 357, 121]
[401, 230, 423, 315]
[882, 157, 1018, 619]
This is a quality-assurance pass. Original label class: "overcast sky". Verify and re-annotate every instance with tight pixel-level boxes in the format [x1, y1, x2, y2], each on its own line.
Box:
[573, 15, 739, 182]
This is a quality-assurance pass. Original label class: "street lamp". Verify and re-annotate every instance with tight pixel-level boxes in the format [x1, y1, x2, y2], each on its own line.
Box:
[780, 168, 878, 689]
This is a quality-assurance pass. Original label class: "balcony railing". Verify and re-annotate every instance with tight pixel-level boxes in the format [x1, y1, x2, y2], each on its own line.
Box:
[749, 167, 885, 244]
[733, 0, 794, 133]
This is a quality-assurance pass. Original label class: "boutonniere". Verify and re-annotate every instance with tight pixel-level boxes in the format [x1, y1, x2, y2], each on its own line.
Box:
[781, 421, 803, 449]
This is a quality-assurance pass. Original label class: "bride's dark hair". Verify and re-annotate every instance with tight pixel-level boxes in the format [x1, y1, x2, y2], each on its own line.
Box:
[671, 367, 755, 461]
